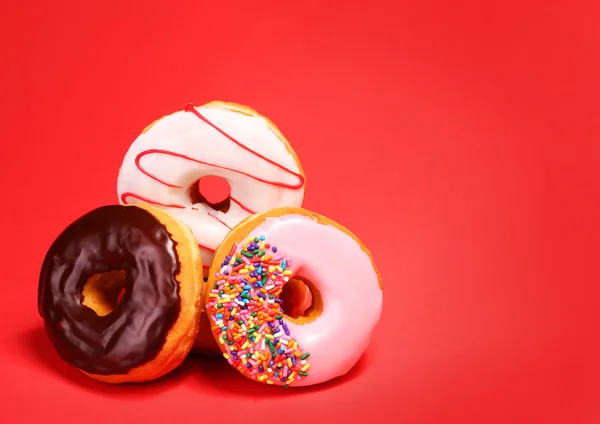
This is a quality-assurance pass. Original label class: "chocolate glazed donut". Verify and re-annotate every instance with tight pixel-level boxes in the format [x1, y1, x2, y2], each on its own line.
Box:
[38, 204, 204, 383]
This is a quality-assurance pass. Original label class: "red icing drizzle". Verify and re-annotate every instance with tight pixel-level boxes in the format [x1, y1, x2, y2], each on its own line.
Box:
[121, 103, 305, 265]
[230, 196, 255, 214]
[207, 212, 233, 230]
[120, 192, 185, 209]
[132, 149, 303, 192]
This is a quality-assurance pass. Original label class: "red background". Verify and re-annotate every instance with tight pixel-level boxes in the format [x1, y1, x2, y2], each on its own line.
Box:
[1, 1, 599, 423]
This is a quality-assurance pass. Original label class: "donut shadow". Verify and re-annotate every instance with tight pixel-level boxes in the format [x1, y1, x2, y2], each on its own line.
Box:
[17, 327, 194, 398]
[191, 349, 370, 396]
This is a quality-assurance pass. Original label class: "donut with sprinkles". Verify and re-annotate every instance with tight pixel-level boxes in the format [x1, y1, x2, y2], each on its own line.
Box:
[205, 207, 383, 387]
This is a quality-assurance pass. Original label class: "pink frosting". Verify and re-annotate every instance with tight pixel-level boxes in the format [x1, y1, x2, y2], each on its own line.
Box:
[233, 213, 382, 386]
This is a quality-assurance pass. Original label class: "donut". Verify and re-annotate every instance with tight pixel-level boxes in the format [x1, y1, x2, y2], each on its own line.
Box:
[204, 207, 383, 387]
[37, 204, 204, 383]
[116, 101, 306, 277]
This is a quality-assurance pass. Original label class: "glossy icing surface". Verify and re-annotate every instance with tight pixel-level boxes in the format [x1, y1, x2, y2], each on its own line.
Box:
[117, 104, 305, 269]
[210, 213, 382, 386]
[38, 205, 181, 375]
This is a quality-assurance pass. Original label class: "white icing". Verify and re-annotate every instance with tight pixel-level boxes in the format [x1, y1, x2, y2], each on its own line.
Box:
[233, 213, 382, 386]
[116, 105, 305, 268]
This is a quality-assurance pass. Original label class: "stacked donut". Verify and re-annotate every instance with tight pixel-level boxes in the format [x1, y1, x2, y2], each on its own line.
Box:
[38, 101, 383, 388]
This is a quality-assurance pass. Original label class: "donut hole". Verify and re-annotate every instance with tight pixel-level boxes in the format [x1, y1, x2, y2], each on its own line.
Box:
[280, 276, 323, 325]
[190, 176, 231, 213]
[81, 270, 127, 316]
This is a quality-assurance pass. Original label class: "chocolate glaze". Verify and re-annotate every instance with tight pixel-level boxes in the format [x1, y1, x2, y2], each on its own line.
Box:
[38, 205, 181, 375]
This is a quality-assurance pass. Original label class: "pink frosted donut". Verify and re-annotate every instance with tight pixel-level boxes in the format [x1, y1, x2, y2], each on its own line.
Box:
[116, 101, 306, 274]
[204, 207, 383, 387]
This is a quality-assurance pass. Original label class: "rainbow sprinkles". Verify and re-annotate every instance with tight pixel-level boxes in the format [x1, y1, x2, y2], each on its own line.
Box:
[205, 235, 311, 387]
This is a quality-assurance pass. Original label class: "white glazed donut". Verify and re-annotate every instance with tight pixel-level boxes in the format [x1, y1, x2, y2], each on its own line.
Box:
[204, 207, 383, 387]
[116, 101, 306, 274]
